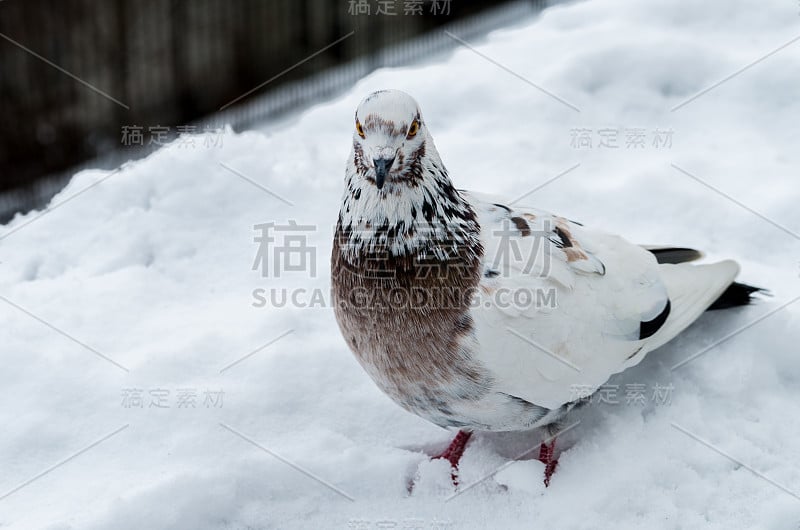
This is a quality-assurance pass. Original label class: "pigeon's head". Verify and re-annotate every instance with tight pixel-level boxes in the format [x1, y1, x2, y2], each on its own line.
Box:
[341, 90, 477, 257]
[352, 90, 431, 190]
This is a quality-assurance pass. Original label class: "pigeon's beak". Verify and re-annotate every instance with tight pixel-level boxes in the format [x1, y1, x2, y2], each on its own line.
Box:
[373, 156, 395, 190]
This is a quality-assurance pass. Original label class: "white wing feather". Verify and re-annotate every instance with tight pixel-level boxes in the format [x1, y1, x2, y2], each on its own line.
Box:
[463, 192, 738, 409]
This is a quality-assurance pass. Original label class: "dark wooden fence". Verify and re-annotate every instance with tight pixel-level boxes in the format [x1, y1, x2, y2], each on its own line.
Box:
[0, 0, 543, 220]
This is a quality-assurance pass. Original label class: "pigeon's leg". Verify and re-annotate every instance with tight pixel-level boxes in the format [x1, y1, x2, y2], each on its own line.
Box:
[432, 430, 472, 483]
[537, 437, 558, 487]
[407, 431, 473, 493]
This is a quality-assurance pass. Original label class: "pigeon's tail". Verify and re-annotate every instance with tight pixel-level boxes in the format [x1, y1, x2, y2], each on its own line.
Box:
[643, 246, 767, 310]
[640, 260, 741, 354]
[707, 282, 768, 310]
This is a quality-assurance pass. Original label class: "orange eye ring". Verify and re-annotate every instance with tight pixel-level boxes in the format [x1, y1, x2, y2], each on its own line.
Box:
[406, 119, 420, 139]
[355, 119, 365, 139]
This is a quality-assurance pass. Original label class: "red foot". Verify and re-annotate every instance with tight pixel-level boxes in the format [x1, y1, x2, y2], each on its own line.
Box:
[538, 437, 558, 487]
[432, 430, 473, 484]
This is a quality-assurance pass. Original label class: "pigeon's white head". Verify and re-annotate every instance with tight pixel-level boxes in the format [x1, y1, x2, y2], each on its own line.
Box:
[351, 89, 431, 191]
[340, 90, 478, 258]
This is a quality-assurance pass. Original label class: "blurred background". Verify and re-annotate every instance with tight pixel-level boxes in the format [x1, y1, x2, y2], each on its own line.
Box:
[0, 0, 548, 222]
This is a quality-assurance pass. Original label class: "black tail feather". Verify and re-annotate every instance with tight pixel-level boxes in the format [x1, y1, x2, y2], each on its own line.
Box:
[647, 247, 704, 264]
[708, 282, 769, 311]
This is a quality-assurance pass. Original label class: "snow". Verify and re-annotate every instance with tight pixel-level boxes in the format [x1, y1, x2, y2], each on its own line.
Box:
[2, 0, 800, 528]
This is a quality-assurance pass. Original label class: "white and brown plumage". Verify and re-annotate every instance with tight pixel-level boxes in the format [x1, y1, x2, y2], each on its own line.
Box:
[331, 90, 761, 485]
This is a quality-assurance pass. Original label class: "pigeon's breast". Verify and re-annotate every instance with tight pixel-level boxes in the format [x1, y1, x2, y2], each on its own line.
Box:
[331, 225, 496, 428]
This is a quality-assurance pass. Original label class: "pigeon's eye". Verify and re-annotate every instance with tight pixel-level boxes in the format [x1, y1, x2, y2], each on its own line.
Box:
[406, 119, 420, 139]
[355, 119, 366, 139]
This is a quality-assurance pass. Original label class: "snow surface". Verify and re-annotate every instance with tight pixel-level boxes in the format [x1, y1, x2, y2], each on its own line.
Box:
[2, 0, 800, 528]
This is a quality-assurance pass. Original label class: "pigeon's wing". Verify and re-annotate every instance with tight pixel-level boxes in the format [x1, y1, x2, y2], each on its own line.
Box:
[462, 191, 738, 409]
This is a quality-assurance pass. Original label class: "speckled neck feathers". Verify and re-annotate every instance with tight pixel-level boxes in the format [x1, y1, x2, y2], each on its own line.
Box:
[336, 134, 482, 265]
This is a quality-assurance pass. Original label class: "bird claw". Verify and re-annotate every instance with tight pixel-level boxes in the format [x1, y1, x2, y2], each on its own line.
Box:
[408, 430, 473, 492]
[538, 438, 559, 487]
[432, 430, 472, 486]
[410, 431, 558, 492]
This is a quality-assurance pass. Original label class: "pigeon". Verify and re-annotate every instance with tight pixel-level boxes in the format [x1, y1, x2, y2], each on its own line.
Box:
[331, 89, 762, 486]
